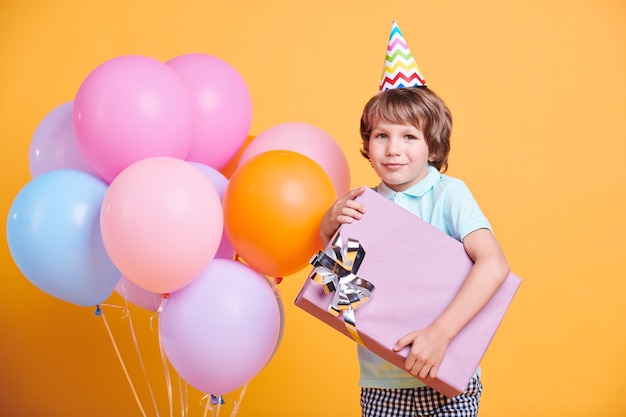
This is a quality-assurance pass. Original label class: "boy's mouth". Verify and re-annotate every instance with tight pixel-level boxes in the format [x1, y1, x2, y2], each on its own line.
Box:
[383, 163, 404, 170]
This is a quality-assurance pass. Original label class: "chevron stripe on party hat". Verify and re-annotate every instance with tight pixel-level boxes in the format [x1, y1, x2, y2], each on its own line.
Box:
[379, 21, 427, 91]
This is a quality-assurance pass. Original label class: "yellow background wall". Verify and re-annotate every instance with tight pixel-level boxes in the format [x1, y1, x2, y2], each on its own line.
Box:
[1, 1, 625, 416]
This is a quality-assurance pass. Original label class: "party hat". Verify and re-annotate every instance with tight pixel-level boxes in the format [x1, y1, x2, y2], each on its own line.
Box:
[379, 21, 427, 91]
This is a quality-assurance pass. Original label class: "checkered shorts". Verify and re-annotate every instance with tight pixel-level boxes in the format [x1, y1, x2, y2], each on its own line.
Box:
[360, 376, 482, 417]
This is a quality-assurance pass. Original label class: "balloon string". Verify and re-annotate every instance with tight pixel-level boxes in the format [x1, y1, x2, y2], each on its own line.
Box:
[97, 304, 147, 417]
[157, 322, 175, 417]
[178, 374, 189, 417]
[201, 395, 213, 417]
[117, 285, 162, 417]
[229, 384, 248, 417]
[157, 293, 168, 313]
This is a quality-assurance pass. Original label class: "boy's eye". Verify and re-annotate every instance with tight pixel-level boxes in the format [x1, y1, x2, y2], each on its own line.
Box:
[374, 133, 387, 139]
[406, 135, 416, 140]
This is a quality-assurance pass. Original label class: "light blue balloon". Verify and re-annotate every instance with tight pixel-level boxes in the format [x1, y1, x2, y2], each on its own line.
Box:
[6, 169, 120, 306]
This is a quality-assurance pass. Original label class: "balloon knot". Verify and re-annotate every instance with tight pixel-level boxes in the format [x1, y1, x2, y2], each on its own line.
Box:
[210, 395, 225, 405]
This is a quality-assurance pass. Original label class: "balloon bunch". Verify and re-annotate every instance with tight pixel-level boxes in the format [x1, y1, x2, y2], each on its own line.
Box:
[6, 53, 350, 397]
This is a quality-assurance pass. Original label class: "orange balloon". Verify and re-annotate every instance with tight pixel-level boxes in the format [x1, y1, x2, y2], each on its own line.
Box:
[223, 150, 336, 277]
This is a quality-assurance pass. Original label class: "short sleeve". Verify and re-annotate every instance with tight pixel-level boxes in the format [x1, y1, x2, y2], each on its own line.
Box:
[441, 179, 492, 241]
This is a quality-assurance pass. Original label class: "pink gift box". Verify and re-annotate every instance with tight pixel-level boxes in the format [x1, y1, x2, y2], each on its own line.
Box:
[294, 187, 521, 397]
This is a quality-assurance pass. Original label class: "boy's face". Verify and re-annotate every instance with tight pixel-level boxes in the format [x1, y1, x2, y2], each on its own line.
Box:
[368, 121, 434, 192]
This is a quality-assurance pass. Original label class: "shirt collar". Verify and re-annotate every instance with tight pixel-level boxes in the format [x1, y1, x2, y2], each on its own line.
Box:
[375, 166, 441, 199]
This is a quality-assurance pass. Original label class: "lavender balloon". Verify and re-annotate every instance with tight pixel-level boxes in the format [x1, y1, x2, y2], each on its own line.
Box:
[28, 101, 96, 177]
[159, 259, 281, 395]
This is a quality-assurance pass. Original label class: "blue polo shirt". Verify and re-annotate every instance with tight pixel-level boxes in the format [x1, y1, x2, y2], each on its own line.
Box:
[358, 165, 491, 389]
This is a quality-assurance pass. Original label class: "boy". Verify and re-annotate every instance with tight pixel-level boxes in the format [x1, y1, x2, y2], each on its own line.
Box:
[319, 22, 509, 417]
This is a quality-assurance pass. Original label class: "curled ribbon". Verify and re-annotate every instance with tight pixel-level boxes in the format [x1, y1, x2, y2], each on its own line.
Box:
[309, 235, 375, 346]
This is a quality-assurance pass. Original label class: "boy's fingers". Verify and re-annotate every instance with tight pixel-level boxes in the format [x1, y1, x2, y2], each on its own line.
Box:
[393, 334, 412, 351]
[351, 186, 366, 197]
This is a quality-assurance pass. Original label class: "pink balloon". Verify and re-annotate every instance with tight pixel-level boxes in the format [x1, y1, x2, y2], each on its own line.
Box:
[115, 275, 163, 312]
[166, 53, 252, 170]
[100, 157, 223, 294]
[159, 259, 280, 395]
[29, 101, 97, 177]
[238, 122, 350, 196]
[189, 162, 235, 259]
[73, 55, 195, 183]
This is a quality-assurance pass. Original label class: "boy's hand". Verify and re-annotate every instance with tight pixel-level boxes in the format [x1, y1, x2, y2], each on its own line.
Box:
[393, 324, 451, 380]
[319, 186, 367, 244]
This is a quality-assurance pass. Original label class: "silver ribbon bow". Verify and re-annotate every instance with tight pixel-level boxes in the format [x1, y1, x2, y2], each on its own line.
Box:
[309, 235, 375, 346]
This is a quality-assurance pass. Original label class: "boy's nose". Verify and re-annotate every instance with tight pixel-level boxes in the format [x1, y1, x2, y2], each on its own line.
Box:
[385, 137, 402, 155]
